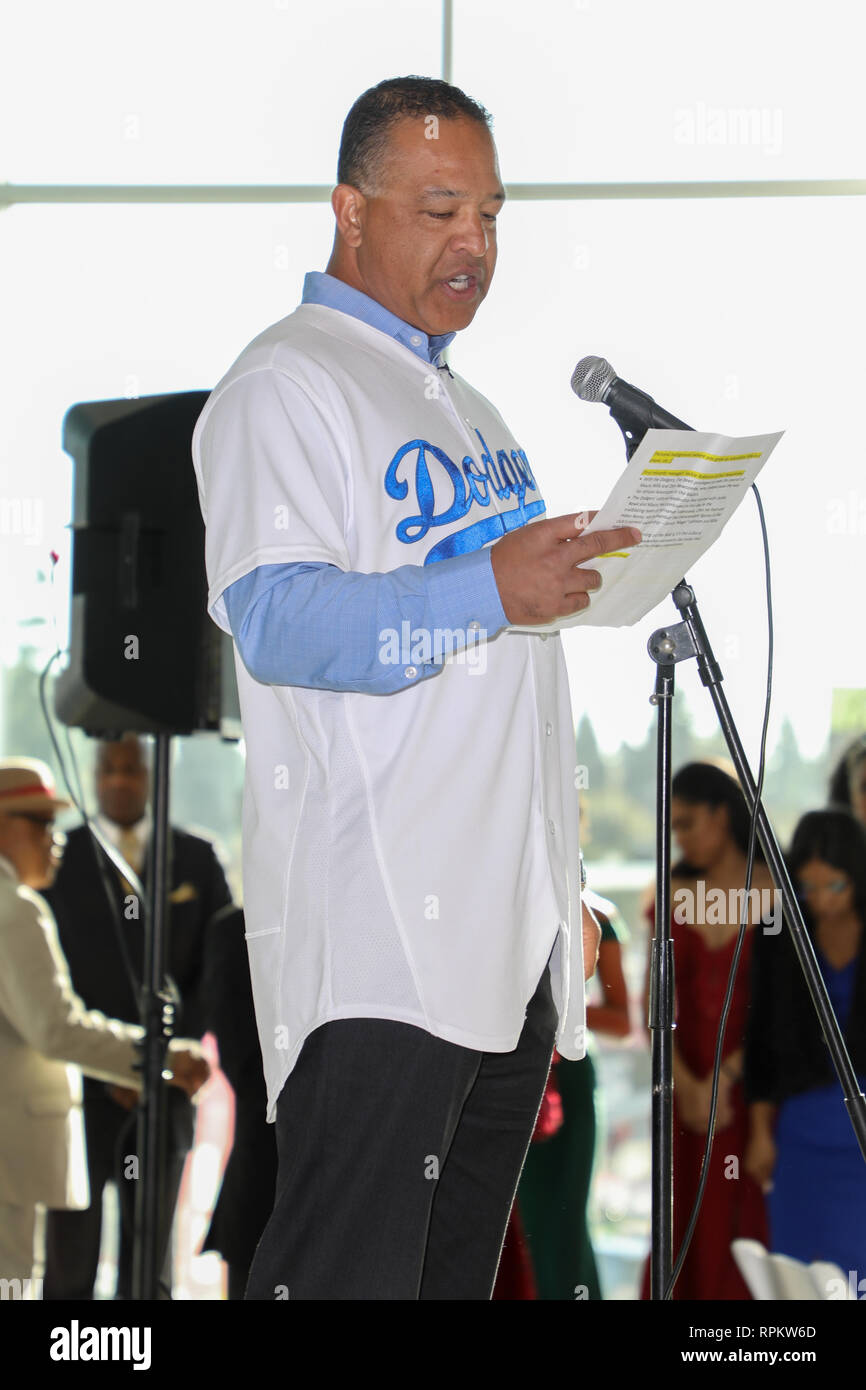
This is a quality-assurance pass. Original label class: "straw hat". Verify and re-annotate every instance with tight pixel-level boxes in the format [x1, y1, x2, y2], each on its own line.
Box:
[0, 758, 70, 816]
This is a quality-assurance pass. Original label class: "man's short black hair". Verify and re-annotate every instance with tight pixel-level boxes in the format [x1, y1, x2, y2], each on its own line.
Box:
[337, 75, 493, 193]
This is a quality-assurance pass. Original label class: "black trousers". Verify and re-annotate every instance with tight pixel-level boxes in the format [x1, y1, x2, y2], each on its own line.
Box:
[43, 1086, 193, 1300]
[245, 961, 558, 1300]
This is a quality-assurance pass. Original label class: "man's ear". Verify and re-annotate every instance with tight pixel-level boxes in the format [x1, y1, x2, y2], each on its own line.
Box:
[331, 184, 366, 248]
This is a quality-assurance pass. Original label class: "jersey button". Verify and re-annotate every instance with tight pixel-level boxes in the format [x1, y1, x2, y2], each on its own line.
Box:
[468, 620, 481, 631]
[404, 666, 417, 678]
[545, 722, 553, 736]
[547, 818, 556, 835]
[410, 334, 422, 346]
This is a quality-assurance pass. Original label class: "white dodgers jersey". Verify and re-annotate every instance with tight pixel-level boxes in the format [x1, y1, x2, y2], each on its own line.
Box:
[192, 303, 586, 1121]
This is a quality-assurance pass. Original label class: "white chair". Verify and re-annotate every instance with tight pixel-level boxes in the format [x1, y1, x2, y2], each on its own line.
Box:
[731, 1238, 855, 1299]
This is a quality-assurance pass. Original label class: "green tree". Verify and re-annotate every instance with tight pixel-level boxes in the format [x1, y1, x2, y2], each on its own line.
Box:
[1, 646, 60, 771]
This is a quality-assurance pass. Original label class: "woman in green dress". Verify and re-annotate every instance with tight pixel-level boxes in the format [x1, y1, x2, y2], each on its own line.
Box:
[516, 890, 630, 1300]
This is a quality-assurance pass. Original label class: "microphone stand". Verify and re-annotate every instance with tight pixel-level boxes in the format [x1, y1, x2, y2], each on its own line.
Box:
[606, 398, 866, 1301]
[132, 732, 175, 1301]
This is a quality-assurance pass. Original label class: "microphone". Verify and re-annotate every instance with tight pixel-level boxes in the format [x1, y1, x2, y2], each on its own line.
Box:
[571, 356, 693, 442]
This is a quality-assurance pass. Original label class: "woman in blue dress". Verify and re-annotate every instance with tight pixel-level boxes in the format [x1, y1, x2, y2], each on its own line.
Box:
[744, 808, 866, 1275]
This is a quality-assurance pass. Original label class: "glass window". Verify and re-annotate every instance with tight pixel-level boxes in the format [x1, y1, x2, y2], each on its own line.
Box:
[0, 201, 332, 660]
[454, 0, 866, 183]
[1, 0, 441, 184]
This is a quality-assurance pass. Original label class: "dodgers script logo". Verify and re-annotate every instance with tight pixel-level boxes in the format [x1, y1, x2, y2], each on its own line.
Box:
[384, 427, 545, 563]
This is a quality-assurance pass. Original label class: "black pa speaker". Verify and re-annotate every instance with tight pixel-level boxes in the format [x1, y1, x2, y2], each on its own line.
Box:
[54, 391, 239, 738]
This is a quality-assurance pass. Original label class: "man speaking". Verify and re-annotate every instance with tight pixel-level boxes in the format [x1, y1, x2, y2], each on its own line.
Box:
[192, 75, 640, 1300]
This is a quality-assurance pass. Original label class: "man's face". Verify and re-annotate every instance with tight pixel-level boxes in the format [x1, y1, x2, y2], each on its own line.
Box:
[96, 738, 149, 826]
[345, 115, 504, 337]
[0, 812, 62, 890]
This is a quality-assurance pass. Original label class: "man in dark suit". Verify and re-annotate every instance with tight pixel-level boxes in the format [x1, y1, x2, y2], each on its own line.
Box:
[42, 734, 233, 1299]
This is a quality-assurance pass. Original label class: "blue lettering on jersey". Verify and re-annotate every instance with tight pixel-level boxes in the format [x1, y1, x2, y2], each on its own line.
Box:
[384, 428, 545, 564]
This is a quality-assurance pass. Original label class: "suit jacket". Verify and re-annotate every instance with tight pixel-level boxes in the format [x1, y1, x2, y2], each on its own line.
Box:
[0, 858, 142, 1209]
[44, 822, 233, 1104]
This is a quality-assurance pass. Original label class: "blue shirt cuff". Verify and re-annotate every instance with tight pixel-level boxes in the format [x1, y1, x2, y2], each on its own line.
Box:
[423, 546, 508, 637]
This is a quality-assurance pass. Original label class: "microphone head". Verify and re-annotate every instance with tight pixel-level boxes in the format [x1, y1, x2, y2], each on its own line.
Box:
[571, 355, 616, 403]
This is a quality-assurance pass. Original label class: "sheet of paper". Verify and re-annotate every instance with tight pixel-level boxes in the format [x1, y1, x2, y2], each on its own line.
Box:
[509, 428, 784, 632]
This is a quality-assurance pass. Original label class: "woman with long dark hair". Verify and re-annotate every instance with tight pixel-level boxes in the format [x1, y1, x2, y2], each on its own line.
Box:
[641, 761, 770, 1299]
[744, 808, 866, 1273]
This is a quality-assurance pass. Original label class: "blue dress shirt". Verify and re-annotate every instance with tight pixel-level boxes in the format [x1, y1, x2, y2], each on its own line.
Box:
[221, 271, 509, 694]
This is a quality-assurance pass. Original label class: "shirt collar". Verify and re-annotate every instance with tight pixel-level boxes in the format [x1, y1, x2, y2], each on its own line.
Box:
[301, 271, 456, 366]
[96, 811, 151, 850]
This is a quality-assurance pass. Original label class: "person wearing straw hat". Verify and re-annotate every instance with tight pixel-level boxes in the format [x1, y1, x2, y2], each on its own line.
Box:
[0, 757, 207, 1292]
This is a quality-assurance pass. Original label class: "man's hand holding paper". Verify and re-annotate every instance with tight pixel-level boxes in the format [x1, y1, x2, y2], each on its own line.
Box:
[508, 427, 784, 633]
[491, 513, 643, 626]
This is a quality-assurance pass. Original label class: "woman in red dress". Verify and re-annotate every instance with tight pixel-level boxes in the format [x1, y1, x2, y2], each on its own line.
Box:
[641, 762, 770, 1300]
